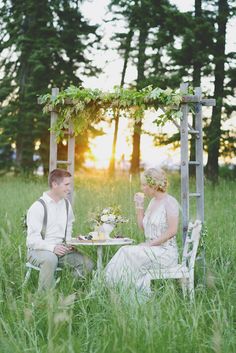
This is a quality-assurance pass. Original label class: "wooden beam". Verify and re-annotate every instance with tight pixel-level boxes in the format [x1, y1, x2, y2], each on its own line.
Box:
[182, 95, 200, 103]
[180, 83, 189, 243]
[38, 94, 215, 108]
[201, 98, 216, 106]
[49, 88, 59, 172]
[195, 87, 204, 223]
[67, 121, 75, 204]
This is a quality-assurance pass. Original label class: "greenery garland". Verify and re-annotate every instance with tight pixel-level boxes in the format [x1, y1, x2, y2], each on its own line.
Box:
[39, 85, 193, 141]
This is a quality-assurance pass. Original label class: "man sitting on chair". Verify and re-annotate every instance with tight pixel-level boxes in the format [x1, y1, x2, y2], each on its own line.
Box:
[26, 168, 93, 291]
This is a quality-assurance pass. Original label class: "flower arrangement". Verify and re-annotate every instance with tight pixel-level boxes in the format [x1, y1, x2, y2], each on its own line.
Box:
[91, 206, 128, 227]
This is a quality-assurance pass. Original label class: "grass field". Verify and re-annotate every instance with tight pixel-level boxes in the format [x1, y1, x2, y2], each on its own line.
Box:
[0, 173, 235, 353]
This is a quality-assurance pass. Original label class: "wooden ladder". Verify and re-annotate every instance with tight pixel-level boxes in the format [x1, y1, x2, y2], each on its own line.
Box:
[180, 83, 204, 242]
[49, 88, 75, 203]
[179, 82, 217, 284]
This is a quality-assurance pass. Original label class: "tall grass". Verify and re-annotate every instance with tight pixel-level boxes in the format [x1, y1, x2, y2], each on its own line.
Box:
[0, 174, 235, 353]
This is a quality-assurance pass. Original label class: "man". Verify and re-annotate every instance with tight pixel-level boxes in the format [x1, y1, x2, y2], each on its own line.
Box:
[26, 168, 93, 291]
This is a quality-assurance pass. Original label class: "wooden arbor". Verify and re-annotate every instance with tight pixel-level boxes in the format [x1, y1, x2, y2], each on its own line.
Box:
[46, 84, 215, 241]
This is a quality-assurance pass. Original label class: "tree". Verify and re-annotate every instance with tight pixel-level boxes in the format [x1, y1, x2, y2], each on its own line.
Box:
[205, 0, 232, 181]
[168, 1, 214, 177]
[0, 0, 99, 174]
[130, 11, 148, 174]
[109, 0, 182, 174]
[146, 0, 235, 179]
[108, 28, 134, 175]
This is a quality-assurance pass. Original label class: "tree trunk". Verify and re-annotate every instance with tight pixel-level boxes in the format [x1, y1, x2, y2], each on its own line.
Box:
[39, 129, 50, 175]
[109, 29, 133, 175]
[109, 108, 120, 175]
[130, 24, 148, 174]
[14, 15, 36, 174]
[130, 119, 142, 174]
[206, 0, 229, 182]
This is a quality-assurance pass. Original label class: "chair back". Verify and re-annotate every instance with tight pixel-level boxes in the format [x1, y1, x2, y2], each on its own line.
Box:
[182, 220, 202, 269]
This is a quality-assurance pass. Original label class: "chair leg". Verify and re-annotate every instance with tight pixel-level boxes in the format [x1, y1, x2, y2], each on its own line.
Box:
[23, 268, 32, 288]
[188, 273, 195, 301]
[55, 275, 61, 285]
[180, 277, 188, 298]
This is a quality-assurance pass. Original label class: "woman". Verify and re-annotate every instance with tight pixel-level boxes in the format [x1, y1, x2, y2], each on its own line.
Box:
[105, 167, 179, 295]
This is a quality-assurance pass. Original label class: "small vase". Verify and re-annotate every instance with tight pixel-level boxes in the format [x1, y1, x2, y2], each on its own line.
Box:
[100, 223, 115, 239]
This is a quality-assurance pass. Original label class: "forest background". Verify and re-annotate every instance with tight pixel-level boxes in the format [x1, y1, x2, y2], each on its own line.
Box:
[0, 0, 236, 182]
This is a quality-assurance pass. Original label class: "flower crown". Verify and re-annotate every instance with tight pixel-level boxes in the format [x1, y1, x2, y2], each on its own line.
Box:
[145, 174, 167, 192]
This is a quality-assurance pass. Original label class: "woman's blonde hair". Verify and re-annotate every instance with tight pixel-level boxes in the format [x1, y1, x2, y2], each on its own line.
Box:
[142, 168, 168, 192]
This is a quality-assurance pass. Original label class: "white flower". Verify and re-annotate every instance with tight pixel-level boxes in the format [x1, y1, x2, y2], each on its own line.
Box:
[107, 214, 116, 222]
[91, 205, 128, 229]
[101, 214, 109, 222]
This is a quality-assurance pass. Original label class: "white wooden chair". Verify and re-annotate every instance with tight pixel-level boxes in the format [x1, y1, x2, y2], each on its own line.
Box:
[23, 262, 62, 288]
[147, 220, 202, 300]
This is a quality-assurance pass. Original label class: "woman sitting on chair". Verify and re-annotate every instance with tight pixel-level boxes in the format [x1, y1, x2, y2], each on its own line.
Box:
[105, 167, 179, 296]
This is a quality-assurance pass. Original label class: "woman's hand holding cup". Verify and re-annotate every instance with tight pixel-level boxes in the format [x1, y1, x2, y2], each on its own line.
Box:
[134, 192, 145, 209]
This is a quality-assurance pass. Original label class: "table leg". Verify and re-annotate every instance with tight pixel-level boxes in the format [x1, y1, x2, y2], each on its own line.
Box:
[97, 246, 103, 272]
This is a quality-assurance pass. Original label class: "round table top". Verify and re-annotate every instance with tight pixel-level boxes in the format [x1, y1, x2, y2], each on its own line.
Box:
[67, 237, 133, 246]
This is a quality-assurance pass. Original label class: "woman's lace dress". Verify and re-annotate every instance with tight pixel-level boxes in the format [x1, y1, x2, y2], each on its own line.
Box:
[105, 195, 179, 293]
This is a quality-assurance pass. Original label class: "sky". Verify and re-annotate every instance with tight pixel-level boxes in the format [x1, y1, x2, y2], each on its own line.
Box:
[80, 1, 236, 168]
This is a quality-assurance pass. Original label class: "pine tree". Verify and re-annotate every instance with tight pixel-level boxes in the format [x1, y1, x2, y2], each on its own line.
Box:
[108, 0, 182, 173]
[0, 0, 99, 173]
[108, 28, 133, 175]
[168, 1, 215, 175]
[145, 0, 235, 180]
[205, 0, 235, 181]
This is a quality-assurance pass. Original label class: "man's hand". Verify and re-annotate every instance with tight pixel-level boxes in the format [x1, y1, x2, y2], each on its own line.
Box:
[54, 244, 72, 256]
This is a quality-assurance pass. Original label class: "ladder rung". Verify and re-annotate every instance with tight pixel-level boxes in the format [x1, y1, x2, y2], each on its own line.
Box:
[57, 160, 71, 165]
[189, 193, 201, 197]
[188, 129, 199, 134]
[189, 161, 200, 165]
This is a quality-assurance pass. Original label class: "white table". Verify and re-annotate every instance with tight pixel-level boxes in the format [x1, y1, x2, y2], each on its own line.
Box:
[67, 238, 133, 272]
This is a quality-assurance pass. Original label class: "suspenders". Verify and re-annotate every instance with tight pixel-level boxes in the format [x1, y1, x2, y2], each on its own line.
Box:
[38, 199, 47, 239]
[38, 198, 69, 242]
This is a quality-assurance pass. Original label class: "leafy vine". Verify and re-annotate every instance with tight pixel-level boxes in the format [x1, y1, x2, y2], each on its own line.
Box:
[39, 85, 194, 141]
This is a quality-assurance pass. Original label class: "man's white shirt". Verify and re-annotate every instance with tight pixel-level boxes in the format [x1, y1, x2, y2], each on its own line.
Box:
[26, 192, 75, 252]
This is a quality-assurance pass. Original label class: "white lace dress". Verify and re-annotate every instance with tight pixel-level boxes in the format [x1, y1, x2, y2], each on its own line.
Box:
[105, 195, 179, 293]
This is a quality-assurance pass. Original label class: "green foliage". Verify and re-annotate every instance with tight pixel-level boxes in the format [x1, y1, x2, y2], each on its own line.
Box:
[204, 0, 236, 180]
[108, 0, 184, 88]
[40, 85, 194, 140]
[108, 0, 185, 173]
[167, 1, 216, 86]
[0, 0, 100, 173]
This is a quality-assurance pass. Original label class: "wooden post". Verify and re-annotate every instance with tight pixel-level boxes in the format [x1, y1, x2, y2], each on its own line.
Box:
[67, 121, 75, 203]
[194, 87, 204, 223]
[180, 83, 189, 243]
[49, 88, 59, 172]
